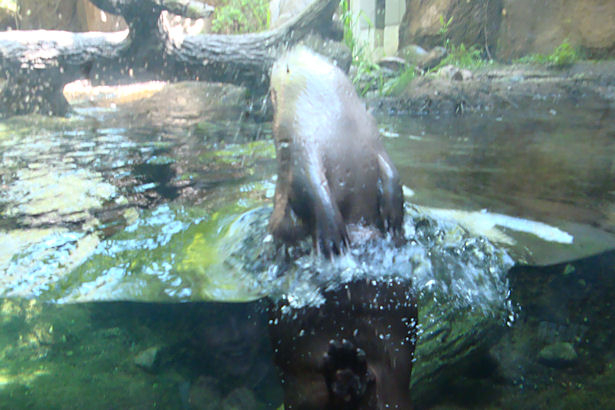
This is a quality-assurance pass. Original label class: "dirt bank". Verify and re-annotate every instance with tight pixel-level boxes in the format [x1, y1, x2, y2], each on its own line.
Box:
[372, 61, 615, 117]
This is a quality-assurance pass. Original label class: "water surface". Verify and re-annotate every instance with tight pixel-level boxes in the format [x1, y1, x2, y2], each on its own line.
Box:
[379, 102, 615, 263]
[1, 86, 614, 408]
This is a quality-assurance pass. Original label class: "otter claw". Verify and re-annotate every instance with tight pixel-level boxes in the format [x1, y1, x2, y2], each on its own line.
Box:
[316, 225, 349, 258]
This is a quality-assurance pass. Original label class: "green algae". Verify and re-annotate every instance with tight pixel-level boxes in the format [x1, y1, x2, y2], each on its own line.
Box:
[199, 140, 275, 166]
[42, 199, 267, 303]
[0, 299, 187, 409]
[177, 204, 268, 302]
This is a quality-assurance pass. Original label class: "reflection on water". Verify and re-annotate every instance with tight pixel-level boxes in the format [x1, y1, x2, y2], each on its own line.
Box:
[379, 103, 615, 263]
[380, 103, 614, 232]
[2, 101, 613, 299]
[0, 110, 274, 301]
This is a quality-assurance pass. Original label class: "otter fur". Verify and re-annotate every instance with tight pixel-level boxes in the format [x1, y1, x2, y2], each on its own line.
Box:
[268, 46, 404, 256]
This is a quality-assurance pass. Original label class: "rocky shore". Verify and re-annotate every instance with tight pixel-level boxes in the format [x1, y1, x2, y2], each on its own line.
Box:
[371, 61, 615, 117]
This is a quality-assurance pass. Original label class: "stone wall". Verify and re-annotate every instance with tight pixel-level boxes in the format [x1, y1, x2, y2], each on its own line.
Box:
[399, 0, 615, 60]
[497, 0, 615, 59]
[399, 0, 502, 57]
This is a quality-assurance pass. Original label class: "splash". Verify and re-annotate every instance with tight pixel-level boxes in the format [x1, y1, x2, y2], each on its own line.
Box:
[223, 205, 514, 317]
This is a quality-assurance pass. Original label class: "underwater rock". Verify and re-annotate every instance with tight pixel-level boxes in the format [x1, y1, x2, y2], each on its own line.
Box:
[538, 342, 578, 368]
[188, 376, 222, 410]
[134, 346, 161, 372]
[219, 204, 514, 403]
[220, 387, 259, 410]
[187, 378, 261, 410]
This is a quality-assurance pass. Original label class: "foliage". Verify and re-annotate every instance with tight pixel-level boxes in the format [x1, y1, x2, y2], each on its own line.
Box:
[548, 41, 579, 67]
[211, 0, 268, 34]
[339, 0, 374, 67]
[0, 0, 16, 12]
[432, 14, 487, 70]
[339, 0, 356, 53]
[516, 40, 579, 68]
[355, 59, 385, 96]
[436, 43, 485, 70]
[382, 67, 416, 96]
[339, 0, 384, 95]
[438, 15, 453, 49]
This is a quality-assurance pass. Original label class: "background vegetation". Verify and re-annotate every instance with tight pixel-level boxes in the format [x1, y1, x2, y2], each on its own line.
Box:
[0, 0, 16, 12]
[210, 0, 269, 34]
[516, 40, 580, 68]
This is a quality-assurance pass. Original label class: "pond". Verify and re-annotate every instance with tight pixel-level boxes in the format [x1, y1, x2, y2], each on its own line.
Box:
[0, 83, 614, 408]
[381, 97, 615, 265]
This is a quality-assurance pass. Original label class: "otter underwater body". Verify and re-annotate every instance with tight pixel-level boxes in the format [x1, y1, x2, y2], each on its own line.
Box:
[268, 46, 404, 256]
[267, 47, 417, 409]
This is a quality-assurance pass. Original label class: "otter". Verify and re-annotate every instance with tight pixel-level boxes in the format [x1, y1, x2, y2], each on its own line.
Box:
[268, 46, 404, 256]
[266, 47, 416, 409]
[268, 279, 417, 409]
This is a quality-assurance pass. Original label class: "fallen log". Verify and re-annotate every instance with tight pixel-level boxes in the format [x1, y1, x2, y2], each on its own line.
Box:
[90, 0, 215, 19]
[0, 0, 340, 117]
[161, 0, 340, 86]
[0, 30, 128, 115]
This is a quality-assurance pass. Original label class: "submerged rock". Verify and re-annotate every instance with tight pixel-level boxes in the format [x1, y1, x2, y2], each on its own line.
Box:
[134, 346, 161, 372]
[187, 378, 260, 410]
[220, 387, 259, 410]
[538, 342, 578, 368]
[217, 204, 514, 401]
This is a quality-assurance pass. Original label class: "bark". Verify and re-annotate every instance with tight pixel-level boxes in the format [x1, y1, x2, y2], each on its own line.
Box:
[0, 0, 338, 117]
[162, 0, 339, 86]
[90, 0, 214, 19]
[0, 30, 128, 115]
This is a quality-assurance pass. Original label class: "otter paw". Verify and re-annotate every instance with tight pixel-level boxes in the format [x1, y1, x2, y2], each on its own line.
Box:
[315, 219, 349, 258]
[322, 339, 375, 409]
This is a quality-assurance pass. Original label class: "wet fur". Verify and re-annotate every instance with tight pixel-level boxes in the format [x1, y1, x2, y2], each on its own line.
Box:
[268, 47, 404, 256]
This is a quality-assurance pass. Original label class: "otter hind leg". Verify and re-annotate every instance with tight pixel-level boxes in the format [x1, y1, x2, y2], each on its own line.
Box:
[270, 184, 306, 245]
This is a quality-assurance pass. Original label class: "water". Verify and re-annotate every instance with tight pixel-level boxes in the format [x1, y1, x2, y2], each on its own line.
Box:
[0, 102, 276, 302]
[2, 96, 613, 302]
[1, 84, 614, 408]
[382, 105, 614, 228]
[379, 104, 615, 264]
